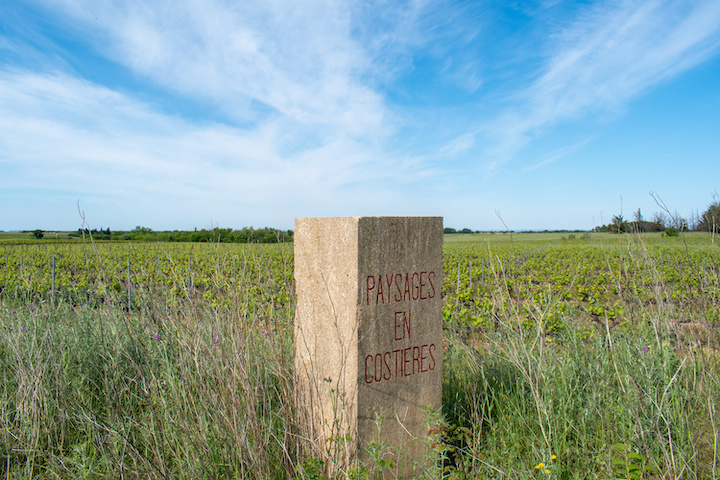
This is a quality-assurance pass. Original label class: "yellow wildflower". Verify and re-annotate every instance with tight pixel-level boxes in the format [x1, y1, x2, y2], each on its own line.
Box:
[535, 462, 544, 469]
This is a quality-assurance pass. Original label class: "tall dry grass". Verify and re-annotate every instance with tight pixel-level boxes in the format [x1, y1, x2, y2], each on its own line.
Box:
[441, 233, 720, 479]
[1, 234, 718, 478]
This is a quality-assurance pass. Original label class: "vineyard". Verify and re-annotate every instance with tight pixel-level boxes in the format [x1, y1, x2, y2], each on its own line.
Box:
[1, 233, 718, 330]
[443, 233, 720, 332]
[1, 232, 719, 478]
[0, 241, 293, 314]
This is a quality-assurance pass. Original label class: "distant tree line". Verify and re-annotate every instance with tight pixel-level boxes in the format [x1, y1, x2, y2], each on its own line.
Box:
[67, 226, 293, 243]
[595, 198, 720, 235]
[25, 196, 720, 241]
[72, 228, 112, 239]
[444, 228, 589, 234]
[444, 227, 479, 234]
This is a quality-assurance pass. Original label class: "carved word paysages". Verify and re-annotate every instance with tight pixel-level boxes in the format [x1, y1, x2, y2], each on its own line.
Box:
[363, 271, 438, 385]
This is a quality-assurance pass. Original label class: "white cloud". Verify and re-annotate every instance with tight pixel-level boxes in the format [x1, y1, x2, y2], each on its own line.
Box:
[3, 0, 720, 230]
[438, 133, 475, 157]
[2, 0, 460, 229]
[522, 140, 591, 172]
[0, 68, 424, 228]
[480, 0, 720, 167]
[531, 0, 720, 115]
[36, 0, 390, 139]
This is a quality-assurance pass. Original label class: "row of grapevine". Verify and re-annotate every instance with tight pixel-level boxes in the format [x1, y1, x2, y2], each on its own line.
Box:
[2, 235, 718, 332]
[0, 242, 294, 321]
[442, 235, 720, 331]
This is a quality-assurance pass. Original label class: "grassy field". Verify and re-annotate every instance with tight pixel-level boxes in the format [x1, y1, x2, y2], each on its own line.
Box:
[0, 232, 76, 242]
[1, 232, 718, 478]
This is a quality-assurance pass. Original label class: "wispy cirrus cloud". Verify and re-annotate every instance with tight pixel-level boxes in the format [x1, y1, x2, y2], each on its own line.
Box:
[33, 0, 396, 138]
[530, 0, 720, 117]
[1, 0, 447, 228]
[481, 0, 720, 168]
[0, 68, 428, 228]
[2, 0, 720, 231]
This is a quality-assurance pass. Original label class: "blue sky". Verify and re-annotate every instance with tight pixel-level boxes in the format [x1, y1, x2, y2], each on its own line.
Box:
[2, 0, 719, 232]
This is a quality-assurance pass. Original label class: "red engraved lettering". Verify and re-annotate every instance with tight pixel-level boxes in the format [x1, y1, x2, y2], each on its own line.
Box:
[394, 273, 403, 302]
[420, 344, 428, 372]
[376, 275, 385, 304]
[428, 271, 436, 298]
[413, 346, 421, 374]
[394, 312, 404, 341]
[412, 272, 420, 300]
[403, 310, 411, 340]
[366, 276, 375, 305]
[403, 347, 411, 376]
[385, 274, 393, 303]
[365, 355, 373, 383]
[403, 273, 411, 301]
[375, 353, 383, 382]
[383, 352, 392, 380]
[428, 343, 436, 370]
[419, 271, 427, 300]
[393, 349, 402, 378]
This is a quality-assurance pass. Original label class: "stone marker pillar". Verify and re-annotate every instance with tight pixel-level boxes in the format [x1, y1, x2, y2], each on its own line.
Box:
[294, 217, 443, 477]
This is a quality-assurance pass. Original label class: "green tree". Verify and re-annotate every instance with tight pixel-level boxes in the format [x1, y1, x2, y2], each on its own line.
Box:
[129, 226, 153, 240]
[31, 229, 44, 239]
[698, 201, 720, 233]
[630, 209, 644, 232]
[633, 208, 643, 224]
[610, 215, 626, 234]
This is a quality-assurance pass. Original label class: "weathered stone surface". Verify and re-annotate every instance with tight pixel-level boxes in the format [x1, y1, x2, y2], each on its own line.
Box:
[294, 217, 443, 477]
